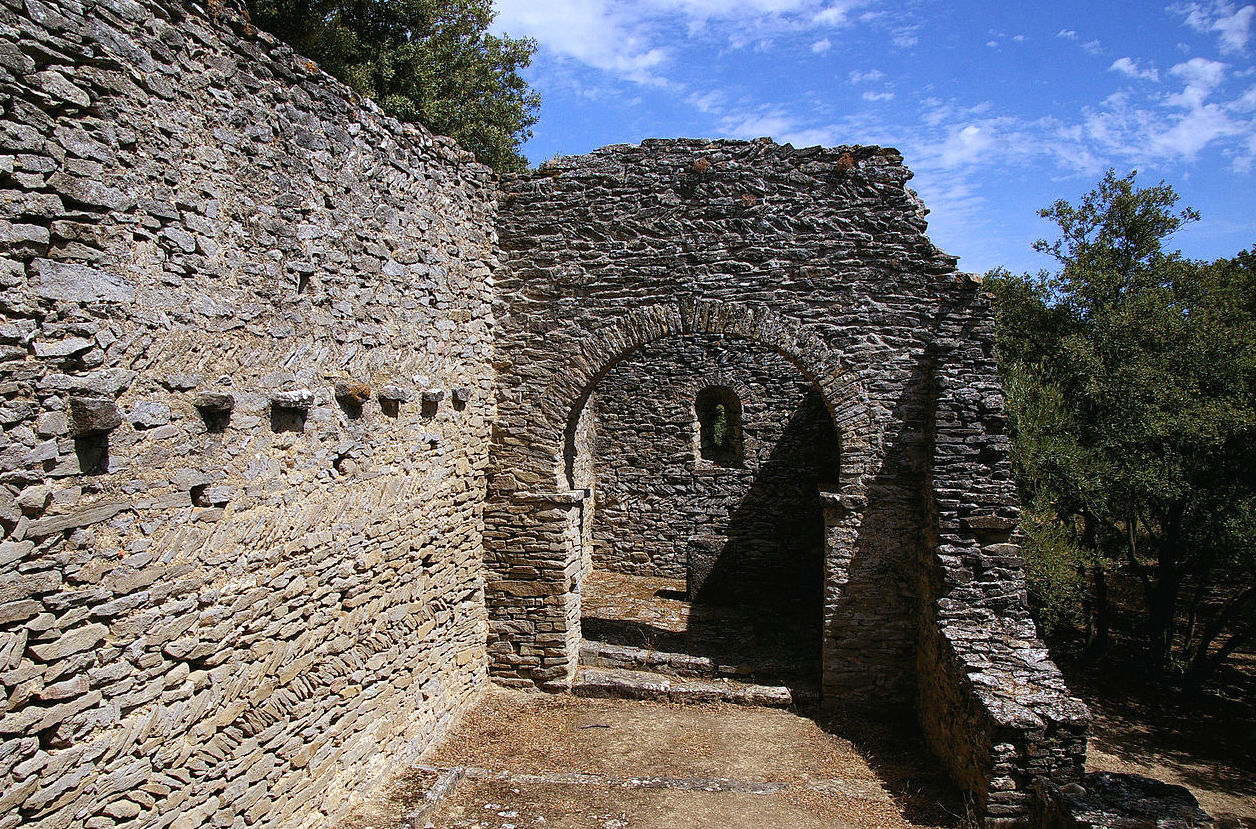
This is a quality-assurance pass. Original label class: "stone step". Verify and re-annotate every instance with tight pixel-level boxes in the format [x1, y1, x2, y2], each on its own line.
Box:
[579, 640, 754, 678]
[571, 666, 794, 707]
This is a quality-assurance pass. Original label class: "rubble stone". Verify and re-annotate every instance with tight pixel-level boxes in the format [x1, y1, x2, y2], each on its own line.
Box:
[67, 397, 121, 435]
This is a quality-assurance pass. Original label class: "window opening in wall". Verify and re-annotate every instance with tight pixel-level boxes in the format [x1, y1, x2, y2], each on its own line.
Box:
[695, 385, 743, 466]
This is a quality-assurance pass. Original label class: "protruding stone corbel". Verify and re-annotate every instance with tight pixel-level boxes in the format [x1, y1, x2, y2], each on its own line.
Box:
[378, 385, 411, 418]
[513, 489, 591, 507]
[68, 395, 121, 436]
[818, 488, 865, 516]
[68, 395, 120, 476]
[192, 390, 234, 433]
[334, 380, 371, 419]
[271, 388, 313, 433]
[334, 380, 371, 408]
[421, 388, 444, 417]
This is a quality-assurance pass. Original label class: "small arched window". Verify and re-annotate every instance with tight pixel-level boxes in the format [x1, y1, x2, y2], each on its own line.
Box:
[695, 386, 743, 466]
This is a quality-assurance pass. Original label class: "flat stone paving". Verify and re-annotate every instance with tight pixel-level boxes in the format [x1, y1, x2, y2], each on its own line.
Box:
[335, 688, 963, 829]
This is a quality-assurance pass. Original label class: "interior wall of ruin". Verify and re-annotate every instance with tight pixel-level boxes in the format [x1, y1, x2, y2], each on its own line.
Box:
[0, 0, 497, 825]
[0, 0, 1096, 822]
[589, 335, 836, 616]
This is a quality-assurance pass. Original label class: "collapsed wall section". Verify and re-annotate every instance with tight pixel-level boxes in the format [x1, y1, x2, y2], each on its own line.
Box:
[0, 0, 496, 826]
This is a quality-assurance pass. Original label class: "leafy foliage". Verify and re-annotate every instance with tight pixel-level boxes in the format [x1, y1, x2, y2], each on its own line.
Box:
[712, 403, 729, 448]
[245, 0, 540, 172]
[991, 170, 1256, 681]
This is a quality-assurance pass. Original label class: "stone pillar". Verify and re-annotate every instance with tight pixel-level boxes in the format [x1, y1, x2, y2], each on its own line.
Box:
[819, 487, 866, 708]
[484, 489, 590, 691]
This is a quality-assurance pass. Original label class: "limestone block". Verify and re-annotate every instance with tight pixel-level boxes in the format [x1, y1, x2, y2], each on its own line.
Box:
[68, 397, 121, 435]
[32, 260, 135, 304]
[272, 389, 314, 410]
[378, 385, 411, 402]
[127, 401, 171, 429]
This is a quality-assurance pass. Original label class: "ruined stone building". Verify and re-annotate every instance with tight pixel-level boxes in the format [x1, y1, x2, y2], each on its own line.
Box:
[0, 0, 1096, 826]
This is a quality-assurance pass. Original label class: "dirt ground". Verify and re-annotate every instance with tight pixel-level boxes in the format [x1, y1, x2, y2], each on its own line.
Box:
[580, 571, 821, 693]
[1064, 651, 1256, 829]
[335, 688, 965, 829]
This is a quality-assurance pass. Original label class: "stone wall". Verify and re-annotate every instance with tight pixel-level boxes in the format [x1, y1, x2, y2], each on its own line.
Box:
[0, 1, 497, 826]
[590, 334, 837, 615]
[486, 139, 1088, 825]
[0, 2, 1095, 822]
[915, 285, 1090, 825]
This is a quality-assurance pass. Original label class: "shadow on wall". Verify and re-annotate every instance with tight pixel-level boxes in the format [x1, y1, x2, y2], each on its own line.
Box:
[582, 386, 838, 691]
[826, 352, 936, 708]
[691, 386, 837, 624]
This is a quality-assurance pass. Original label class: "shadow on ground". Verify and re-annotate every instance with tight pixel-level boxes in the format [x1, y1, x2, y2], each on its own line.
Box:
[1054, 643, 1256, 828]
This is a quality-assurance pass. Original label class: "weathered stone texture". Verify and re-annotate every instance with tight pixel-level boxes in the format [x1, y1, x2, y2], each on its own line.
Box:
[1036, 772, 1213, 828]
[590, 335, 837, 617]
[1, 1, 1098, 825]
[486, 140, 1088, 825]
[0, 1, 496, 827]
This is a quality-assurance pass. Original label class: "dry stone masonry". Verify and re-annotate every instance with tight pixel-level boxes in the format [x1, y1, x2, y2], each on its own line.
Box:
[0, 0, 495, 826]
[0, 0, 1123, 826]
[591, 335, 837, 616]
[487, 140, 1090, 825]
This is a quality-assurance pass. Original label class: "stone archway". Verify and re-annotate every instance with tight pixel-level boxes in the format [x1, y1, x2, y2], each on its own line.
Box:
[487, 140, 1091, 825]
[541, 297, 875, 490]
[575, 330, 843, 699]
[484, 298, 873, 701]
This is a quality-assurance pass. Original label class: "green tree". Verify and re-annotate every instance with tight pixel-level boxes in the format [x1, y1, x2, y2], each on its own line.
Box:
[245, 0, 540, 172]
[992, 170, 1256, 682]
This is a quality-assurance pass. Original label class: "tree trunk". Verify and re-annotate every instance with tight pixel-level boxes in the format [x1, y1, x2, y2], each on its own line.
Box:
[1186, 585, 1256, 686]
[1091, 562, 1110, 657]
[1081, 512, 1109, 660]
[1145, 508, 1184, 673]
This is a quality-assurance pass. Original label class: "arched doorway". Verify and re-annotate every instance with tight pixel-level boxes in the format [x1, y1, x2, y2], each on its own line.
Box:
[484, 299, 875, 705]
[572, 333, 840, 698]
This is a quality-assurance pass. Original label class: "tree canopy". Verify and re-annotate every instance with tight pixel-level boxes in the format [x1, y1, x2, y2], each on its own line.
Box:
[990, 170, 1256, 683]
[245, 0, 540, 172]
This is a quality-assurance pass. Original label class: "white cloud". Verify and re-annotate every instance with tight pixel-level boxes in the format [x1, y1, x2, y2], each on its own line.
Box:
[813, 2, 865, 26]
[848, 68, 885, 83]
[686, 89, 724, 113]
[862, 90, 894, 101]
[1074, 55, 1249, 165]
[1150, 102, 1244, 156]
[1167, 56, 1228, 107]
[1110, 57, 1161, 81]
[1230, 83, 1256, 109]
[720, 108, 799, 139]
[494, 0, 880, 86]
[812, 38, 832, 53]
[493, 0, 669, 82]
[935, 124, 996, 168]
[892, 27, 918, 48]
[1172, 2, 1256, 53]
[1057, 29, 1103, 53]
[778, 126, 841, 146]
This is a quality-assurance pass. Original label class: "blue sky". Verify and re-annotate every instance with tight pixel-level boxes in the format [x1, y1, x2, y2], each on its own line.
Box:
[490, 0, 1256, 275]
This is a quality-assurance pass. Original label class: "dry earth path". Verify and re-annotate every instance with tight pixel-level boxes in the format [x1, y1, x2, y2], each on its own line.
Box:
[335, 688, 963, 829]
